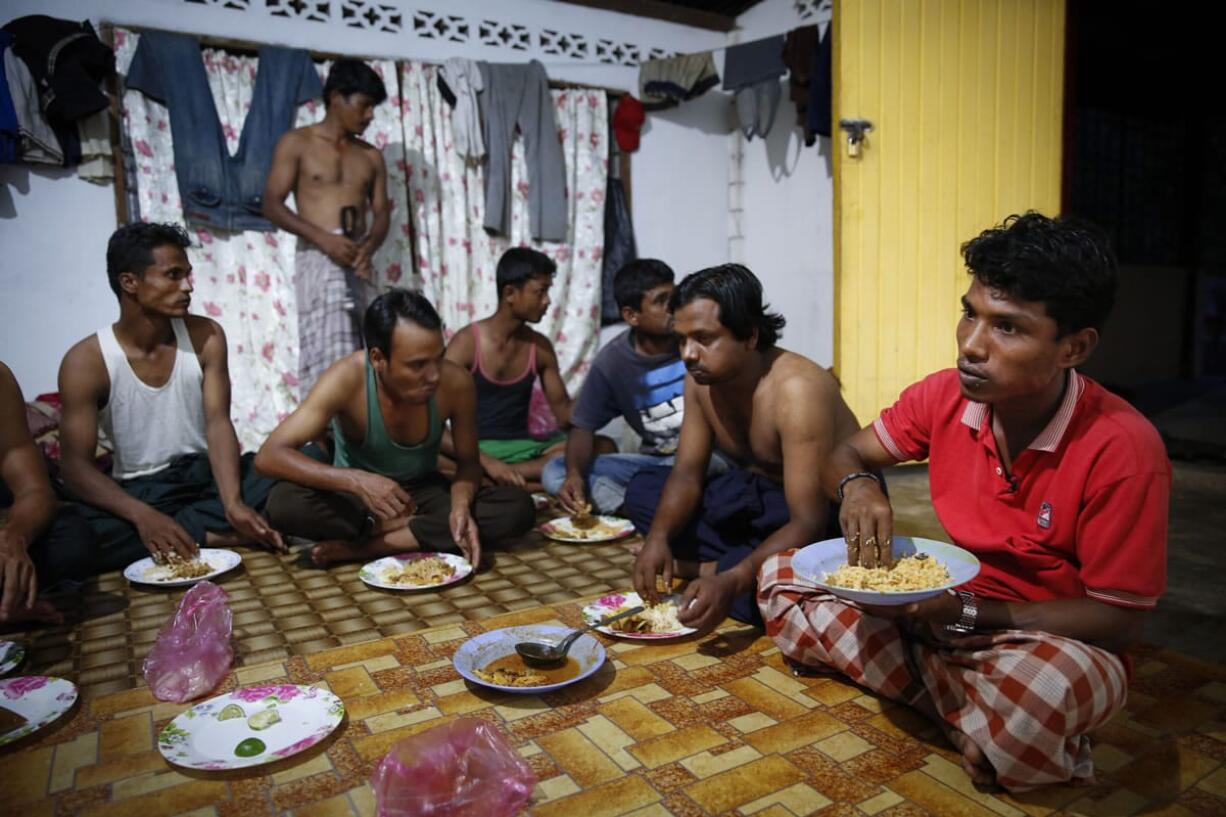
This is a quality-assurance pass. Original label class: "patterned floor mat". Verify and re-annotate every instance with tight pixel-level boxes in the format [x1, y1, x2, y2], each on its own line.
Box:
[4, 602, 1224, 817]
[2, 513, 640, 699]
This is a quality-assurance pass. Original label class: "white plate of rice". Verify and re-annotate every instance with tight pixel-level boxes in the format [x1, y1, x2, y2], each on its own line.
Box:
[358, 552, 472, 591]
[124, 549, 242, 587]
[792, 536, 980, 606]
[582, 591, 697, 639]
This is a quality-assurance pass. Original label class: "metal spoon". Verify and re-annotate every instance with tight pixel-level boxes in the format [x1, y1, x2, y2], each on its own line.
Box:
[515, 606, 645, 667]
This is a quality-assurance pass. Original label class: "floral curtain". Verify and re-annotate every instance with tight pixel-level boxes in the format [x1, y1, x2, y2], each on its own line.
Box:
[398, 62, 608, 389]
[113, 29, 409, 449]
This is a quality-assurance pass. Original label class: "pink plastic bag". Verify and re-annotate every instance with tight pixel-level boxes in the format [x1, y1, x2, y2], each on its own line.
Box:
[372, 717, 536, 817]
[142, 580, 233, 702]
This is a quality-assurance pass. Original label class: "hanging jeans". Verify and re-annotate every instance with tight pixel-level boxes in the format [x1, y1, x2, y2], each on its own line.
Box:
[125, 32, 321, 232]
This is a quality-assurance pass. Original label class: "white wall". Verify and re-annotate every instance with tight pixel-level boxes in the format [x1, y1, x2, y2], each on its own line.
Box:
[0, 0, 729, 393]
[729, 0, 835, 366]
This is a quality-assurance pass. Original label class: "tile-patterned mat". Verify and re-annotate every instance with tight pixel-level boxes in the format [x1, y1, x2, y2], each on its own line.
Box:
[2, 519, 640, 699]
[3, 602, 1224, 817]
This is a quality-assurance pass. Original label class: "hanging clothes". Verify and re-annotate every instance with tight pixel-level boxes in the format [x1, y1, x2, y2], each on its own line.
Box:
[0, 32, 20, 164]
[76, 108, 113, 183]
[639, 53, 719, 111]
[125, 31, 321, 232]
[3, 41, 64, 165]
[808, 24, 833, 139]
[1, 16, 114, 123]
[477, 59, 567, 242]
[783, 25, 820, 146]
[440, 58, 484, 165]
[723, 35, 787, 141]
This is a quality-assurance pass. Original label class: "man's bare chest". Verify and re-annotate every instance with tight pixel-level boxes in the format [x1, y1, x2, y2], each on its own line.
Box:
[706, 403, 782, 473]
[300, 148, 372, 189]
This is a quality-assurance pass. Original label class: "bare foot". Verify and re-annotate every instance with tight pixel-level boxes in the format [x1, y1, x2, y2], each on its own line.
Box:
[309, 539, 365, 567]
[946, 728, 998, 788]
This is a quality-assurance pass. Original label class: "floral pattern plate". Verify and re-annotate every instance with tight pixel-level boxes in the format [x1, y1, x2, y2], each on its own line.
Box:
[0, 676, 78, 747]
[158, 684, 344, 770]
[582, 592, 698, 639]
[0, 641, 25, 676]
[539, 515, 636, 543]
[123, 548, 243, 587]
[358, 552, 473, 591]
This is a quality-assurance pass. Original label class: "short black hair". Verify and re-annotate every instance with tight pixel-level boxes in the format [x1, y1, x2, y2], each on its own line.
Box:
[323, 60, 387, 106]
[962, 211, 1118, 336]
[363, 288, 442, 356]
[614, 259, 674, 312]
[496, 248, 556, 297]
[671, 263, 785, 350]
[106, 222, 191, 298]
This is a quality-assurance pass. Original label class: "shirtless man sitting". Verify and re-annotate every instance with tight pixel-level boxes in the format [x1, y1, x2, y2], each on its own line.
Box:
[58, 223, 284, 573]
[445, 248, 607, 490]
[626, 264, 860, 631]
[256, 289, 535, 567]
[0, 361, 94, 623]
[264, 59, 390, 398]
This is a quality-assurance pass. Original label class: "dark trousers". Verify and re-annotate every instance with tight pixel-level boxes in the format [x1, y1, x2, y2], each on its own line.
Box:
[623, 465, 842, 626]
[75, 452, 275, 574]
[265, 472, 535, 556]
[22, 504, 97, 591]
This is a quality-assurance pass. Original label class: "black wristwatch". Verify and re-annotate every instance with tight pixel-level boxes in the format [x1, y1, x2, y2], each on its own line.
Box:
[837, 471, 881, 501]
[945, 590, 978, 634]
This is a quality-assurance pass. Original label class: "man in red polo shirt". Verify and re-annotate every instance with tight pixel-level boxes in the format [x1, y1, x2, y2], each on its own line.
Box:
[758, 212, 1170, 792]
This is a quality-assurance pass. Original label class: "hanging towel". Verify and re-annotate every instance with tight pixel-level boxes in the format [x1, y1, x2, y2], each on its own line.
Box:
[477, 60, 567, 242]
[440, 58, 484, 165]
[639, 53, 719, 111]
[723, 35, 787, 141]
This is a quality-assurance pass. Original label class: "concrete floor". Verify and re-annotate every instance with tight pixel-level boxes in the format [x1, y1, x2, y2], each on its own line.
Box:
[883, 461, 1225, 665]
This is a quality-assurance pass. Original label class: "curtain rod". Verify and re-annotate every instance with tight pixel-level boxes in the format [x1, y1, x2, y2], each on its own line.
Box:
[105, 23, 630, 98]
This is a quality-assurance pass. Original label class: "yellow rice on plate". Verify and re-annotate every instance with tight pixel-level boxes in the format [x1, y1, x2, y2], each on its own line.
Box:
[824, 554, 951, 591]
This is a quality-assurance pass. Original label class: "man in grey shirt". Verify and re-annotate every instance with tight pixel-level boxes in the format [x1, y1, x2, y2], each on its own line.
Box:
[545, 260, 724, 514]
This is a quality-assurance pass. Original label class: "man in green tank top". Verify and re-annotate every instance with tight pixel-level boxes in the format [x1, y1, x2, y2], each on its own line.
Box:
[256, 290, 535, 567]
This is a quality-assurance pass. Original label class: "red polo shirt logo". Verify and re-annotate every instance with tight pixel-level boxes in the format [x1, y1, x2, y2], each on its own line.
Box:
[1037, 502, 1053, 529]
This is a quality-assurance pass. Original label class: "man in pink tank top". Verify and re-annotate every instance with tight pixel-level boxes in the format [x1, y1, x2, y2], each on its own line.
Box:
[445, 248, 611, 491]
[57, 223, 285, 573]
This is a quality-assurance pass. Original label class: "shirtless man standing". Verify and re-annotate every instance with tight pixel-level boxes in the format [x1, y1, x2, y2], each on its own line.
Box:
[626, 264, 860, 632]
[264, 59, 390, 398]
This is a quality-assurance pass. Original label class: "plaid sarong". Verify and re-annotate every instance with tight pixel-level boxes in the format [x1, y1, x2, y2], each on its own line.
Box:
[294, 243, 368, 399]
[758, 550, 1129, 791]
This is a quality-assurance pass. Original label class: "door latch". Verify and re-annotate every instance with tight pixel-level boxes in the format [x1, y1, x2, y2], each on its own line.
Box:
[838, 118, 874, 158]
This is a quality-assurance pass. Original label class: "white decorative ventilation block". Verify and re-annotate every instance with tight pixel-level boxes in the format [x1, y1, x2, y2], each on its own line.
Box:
[265, 0, 332, 23]
[411, 10, 470, 42]
[342, 0, 402, 32]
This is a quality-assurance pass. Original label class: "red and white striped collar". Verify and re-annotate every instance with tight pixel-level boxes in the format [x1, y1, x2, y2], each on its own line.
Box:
[959, 370, 1085, 452]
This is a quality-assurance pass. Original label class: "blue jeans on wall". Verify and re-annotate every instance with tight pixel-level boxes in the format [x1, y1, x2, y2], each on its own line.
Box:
[125, 32, 321, 232]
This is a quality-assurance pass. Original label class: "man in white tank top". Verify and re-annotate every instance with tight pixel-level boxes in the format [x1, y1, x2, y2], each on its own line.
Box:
[57, 223, 285, 572]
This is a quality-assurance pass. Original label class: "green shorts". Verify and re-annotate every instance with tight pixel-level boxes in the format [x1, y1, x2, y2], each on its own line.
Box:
[478, 434, 565, 464]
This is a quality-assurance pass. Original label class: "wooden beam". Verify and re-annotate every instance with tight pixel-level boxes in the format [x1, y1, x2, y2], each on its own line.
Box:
[551, 0, 737, 32]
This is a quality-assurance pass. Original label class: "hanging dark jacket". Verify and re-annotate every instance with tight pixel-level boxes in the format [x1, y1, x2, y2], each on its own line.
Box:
[1, 15, 114, 123]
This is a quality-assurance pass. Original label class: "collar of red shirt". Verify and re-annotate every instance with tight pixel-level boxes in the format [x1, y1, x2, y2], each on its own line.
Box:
[958, 370, 1086, 452]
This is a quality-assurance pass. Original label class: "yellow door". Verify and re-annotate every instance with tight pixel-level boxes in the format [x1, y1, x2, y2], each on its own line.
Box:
[833, 0, 1066, 422]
